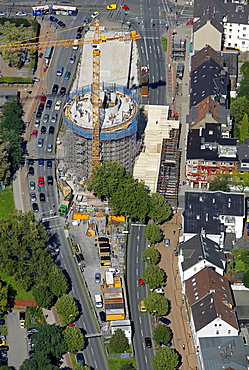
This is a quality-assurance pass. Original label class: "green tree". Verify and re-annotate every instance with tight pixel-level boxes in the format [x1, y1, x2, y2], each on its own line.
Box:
[144, 222, 163, 245]
[0, 366, 13, 370]
[0, 138, 10, 185]
[241, 61, 249, 77]
[32, 285, 55, 309]
[0, 280, 8, 314]
[231, 96, 249, 124]
[142, 247, 161, 265]
[209, 175, 230, 192]
[239, 113, 249, 143]
[63, 326, 85, 353]
[153, 323, 172, 346]
[119, 363, 135, 370]
[232, 171, 249, 191]
[74, 365, 91, 370]
[110, 179, 150, 222]
[242, 270, 249, 288]
[0, 22, 30, 67]
[32, 323, 67, 363]
[48, 265, 69, 297]
[86, 160, 132, 199]
[237, 76, 249, 99]
[152, 347, 179, 370]
[55, 295, 79, 326]
[148, 193, 171, 223]
[109, 329, 129, 353]
[144, 292, 169, 316]
[142, 265, 166, 290]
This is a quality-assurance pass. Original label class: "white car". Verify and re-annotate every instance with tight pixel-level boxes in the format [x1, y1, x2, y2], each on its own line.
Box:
[91, 11, 99, 18]
[0, 12, 6, 16]
[16, 11, 27, 16]
[55, 101, 62, 111]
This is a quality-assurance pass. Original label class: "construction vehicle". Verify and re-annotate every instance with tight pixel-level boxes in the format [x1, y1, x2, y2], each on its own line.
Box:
[58, 193, 73, 217]
[1, 22, 140, 171]
[141, 66, 149, 97]
[59, 178, 72, 198]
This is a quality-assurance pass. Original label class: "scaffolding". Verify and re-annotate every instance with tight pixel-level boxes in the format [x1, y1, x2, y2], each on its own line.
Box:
[156, 129, 181, 208]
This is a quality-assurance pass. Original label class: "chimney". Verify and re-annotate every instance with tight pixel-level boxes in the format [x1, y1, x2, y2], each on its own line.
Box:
[199, 126, 203, 136]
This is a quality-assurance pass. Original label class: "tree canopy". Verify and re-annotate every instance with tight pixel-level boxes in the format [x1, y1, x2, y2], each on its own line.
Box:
[63, 326, 85, 353]
[86, 160, 171, 223]
[148, 193, 171, 223]
[74, 365, 91, 370]
[142, 247, 161, 265]
[239, 113, 249, 143]
[144, 292, 169, 316]
[152, 347, 179, 370]
[144, 222, 164, 245]
[209, 175, 230, 192]
[142, 265, 166, 290]
[109, 329, 129, 353]
[55, 294, 79, 326]
[242, 270, 249, 288]
[153, 323, 172, 346]
[119, 363, 136, 370]
[0, 280, 8, 314]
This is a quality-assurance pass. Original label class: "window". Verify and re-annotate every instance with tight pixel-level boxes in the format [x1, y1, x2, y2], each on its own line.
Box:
[228, 43, 231, 46]
[215, 323, 217, 327]
[216, 330, 219, 334]
[243, 27, 246, 30]
[219, 324, 222, 327]
[243, 34, 246, 37]
[228, 330, 231, 334]
[229, 28, 232, 32]
[229, 35, 231, 38]
[242, 41, 245, 45]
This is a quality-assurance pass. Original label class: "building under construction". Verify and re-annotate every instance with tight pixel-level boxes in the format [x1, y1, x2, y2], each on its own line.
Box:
[63, 83, 139, 179]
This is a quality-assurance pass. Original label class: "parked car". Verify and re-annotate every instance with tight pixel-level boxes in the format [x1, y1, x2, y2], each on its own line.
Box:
[55, 101, 62, 110]
[76, 33, 82, 39]
[47, 160, 52, 169]
[29, 181, 35, 190]
[139, 279, 145, 286]
[47, 175, 53, 185]
[40, 95, 46, 103]
[39, 193, 46, 203]
[37, 138, 44, 148]
[40, 126, 46, 134]
[49, 126, 54, 135]
[43, 114, 49, 123]
[99, 311, 106, 322]
[28, 167, 34, 176]
[32, 203, 39, 212]
[38, 158, 44, 166]
[69, 55, 76, 64]
[77, 26, 84, 33]
[95, 273, 101, 283]
[164, 238, 170, 247]
[46, 100, 52, 109]
[52, 84, 59, 94]
[31, 129, 38, 137]
[38, 176, 44, 187]
[30, 192, 36, 202]
[0, 12, 6, 16]
[51, 113, 58, 123]
[0, 346, 8, 351]
[16, 11, 27, 16]
[49, 16, 58, 22]
[76, 353, 85, 365]
[34, 119, 40, 127]
[38, 103, 44, 111]
[36, 111, 42, 119]
[47, 144, 53, 152]
[27, 327, 38, 334]
[32, 77, 40, 82]
[0, 358, 8, 366]
[159, 317, 171, 325]
[59, 87, 66, 95]
[58, 20, 66, 28]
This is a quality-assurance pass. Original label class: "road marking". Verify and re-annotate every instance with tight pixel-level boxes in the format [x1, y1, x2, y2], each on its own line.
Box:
[137, 291, 139, 299]
[95, 361, 97, 368]
[136, 256, 138, 263]
[143, 343, 145, 350]
[136, 268, 138, 275]
[141, 329, 143, 336]
[91, 348, 94, 355]
[139, 317, 141, 324]
[145, 356, 148, 363]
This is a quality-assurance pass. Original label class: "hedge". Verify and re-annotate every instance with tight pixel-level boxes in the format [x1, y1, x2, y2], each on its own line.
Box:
[0, 77, 33, 84]
[0, 17, 31, 27]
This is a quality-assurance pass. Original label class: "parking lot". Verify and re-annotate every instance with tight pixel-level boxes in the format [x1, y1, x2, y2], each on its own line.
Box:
[7, 309, 28, 368]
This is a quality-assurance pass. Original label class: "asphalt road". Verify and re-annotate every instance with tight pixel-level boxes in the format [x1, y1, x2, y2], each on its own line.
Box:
[127, 224, 154, 370]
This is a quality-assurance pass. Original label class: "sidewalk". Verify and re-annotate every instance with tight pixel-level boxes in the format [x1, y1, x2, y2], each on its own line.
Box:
[159, 213, 198, 370]
[43, 307, 73, 368]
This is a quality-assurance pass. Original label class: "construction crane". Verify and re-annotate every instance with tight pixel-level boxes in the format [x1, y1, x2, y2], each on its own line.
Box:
[0, 21, 140, 169]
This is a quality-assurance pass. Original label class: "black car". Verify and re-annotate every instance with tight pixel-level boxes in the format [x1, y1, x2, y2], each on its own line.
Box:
[76, 353, 85, 365]
[41, 126, 46, 134]
[0, 346, 9, 352]
[159, 317, 171, 325]
[28, 350, 35, 359]
[39, 193, 46, 203]
[32, 203, 39, 212]
[77, 26, 83, 33]
[52, 84, 59, 94]
[0, 357, 8, 365]
[145, 337, 152, 348]
[28, 167, 34, 176]
[49, 16, 58, 22]
[47, 175, 53, 185]
[0, 350, 7, 357]
[28, 158, 34, 166]
[0, 320, 5, 326]
[59, 87, 66, 95]
[46, 99, 52, 109]
[38, 102, 45, 111]
[76, 33, 82, 39]
[27, 327, 38, 334]
[58, 20, 66, 28]
[99, 311, 106, 322]
[49, 126, 54, 135]
[36, 111, 42, 119]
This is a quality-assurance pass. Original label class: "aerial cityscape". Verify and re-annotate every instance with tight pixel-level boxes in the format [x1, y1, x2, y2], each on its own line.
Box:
[0, 0, 248, 369]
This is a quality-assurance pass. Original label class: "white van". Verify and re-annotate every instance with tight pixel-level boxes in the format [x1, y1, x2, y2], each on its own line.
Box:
[72, 40, 79, 50]
[56, 66, 64, 76]
[95, 294, 103, 308]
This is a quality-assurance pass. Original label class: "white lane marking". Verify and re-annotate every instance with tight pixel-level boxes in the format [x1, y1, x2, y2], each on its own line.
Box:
[136, 256, 138, 263]
[136, 268, 138, 275]
[137, 291, 139, 299]
[141, 329, 143, 336]
[91, 348, 94, 355]
[145, 356, 148, 363]
[139, 316, 142, 324]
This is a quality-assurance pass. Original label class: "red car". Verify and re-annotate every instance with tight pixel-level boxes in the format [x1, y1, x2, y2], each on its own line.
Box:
[31, 129, 38, 137]
[139, 279, 145, 286]
[122, 4, 130, 11]
[187, 20, 194, 25]
[38, 176, 44, 187]
[68, 323, 75, 327]
[40, 95, 47, 103]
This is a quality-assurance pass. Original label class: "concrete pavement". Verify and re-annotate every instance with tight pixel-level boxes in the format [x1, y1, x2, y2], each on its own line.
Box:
[159, 213, 198, 370]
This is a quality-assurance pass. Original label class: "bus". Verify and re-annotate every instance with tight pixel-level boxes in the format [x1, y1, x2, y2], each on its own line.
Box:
[51, 5, 78, 16]
[32, 5, 50, 16]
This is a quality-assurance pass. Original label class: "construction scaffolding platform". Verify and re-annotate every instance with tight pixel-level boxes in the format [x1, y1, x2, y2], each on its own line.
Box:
[156, 129, 181, 208]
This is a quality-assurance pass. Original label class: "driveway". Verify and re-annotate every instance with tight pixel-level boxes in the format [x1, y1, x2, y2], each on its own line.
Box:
[7, 309, 28, 369]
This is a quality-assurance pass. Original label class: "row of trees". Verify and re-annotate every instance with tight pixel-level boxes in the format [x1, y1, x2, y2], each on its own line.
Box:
[0, 99, 25, 184]
[209, 172, 249, 192]
[86, 161, 172, 223]
[0, 212, 69, 314]
[20, 323, 88, 370]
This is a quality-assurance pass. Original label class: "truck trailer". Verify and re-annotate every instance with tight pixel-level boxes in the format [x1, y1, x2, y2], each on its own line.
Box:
[141, 66, 149, 97]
